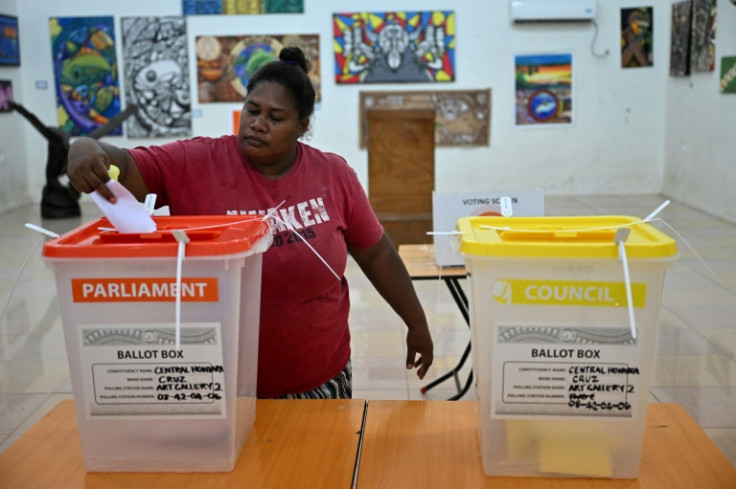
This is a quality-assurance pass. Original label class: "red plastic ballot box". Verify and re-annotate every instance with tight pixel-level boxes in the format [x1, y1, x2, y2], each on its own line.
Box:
[42, 216, 272, 472]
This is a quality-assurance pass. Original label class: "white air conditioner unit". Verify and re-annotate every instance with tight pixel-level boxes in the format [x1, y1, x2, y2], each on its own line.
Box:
[510, 0, 596, 23]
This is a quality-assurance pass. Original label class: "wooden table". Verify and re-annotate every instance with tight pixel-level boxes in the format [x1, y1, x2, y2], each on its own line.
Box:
[0, 399, 366, 489]
[399, 244, 472, 399]
[398, 243, 467, 280]
[356, 400, 736, 488]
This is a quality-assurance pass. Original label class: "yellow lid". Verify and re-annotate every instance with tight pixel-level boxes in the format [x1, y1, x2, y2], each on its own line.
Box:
[457, 215, 678, 259]
[108, 164, 120, 181]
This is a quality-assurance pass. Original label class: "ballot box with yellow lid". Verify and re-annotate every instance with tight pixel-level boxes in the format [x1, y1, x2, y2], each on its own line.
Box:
[43, 215, 272, 472]
[457, 215, 678, 479]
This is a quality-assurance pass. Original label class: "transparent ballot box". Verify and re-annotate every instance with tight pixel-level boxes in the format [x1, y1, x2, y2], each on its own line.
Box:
[43, 215, 271, 472]
[458, 215, 677, 478]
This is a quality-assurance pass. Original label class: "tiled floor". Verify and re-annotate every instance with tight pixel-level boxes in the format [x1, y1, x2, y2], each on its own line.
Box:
[1, 195, 735, 467]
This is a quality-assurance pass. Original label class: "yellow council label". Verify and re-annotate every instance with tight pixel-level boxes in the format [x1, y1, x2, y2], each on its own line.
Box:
[493, 279, 646, 307]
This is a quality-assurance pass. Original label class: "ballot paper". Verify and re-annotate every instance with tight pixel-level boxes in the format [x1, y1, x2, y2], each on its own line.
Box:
[91, 180, 157, 234]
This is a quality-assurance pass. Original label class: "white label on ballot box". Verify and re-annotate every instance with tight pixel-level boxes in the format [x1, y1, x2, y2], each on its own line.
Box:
[490, 323, 642, 419]
[77, 323, 227, 419]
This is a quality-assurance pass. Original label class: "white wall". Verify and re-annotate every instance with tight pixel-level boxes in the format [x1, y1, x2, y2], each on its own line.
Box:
[663, 2, 736, 224]
[0, 0, 30, 212]
[1, 0, 730, 220]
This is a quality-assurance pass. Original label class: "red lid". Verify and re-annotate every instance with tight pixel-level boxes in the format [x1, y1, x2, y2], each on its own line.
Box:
[42, 216, 271, 259]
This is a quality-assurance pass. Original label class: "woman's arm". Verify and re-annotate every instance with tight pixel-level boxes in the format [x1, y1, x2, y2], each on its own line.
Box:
[349, 233, 434, 379]
[67, 137, 149, 202]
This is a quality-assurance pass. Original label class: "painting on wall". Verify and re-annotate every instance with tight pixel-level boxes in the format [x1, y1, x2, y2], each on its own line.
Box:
[182, 0, 303, 15]
[233, 109, 241, 134]
[0, 79, 13, 112]
[690, 0, 716, 72]
[122, 16, 191, 138]
[515, 53, 572, 126]
[333, 11, 455, 84]
[0, 14, 20, 66]
[721, 56, 736, 93]
[670, 1, 692, 76]
[195, 34, 320, 103]
[49, 16, 122, 136]
[621, 7, 653, 68]
[358, 89, 491, 148]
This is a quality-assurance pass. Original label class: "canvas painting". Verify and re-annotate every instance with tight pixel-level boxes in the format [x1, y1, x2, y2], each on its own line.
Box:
[670, 1, 693, 76]
[0, 79, 13, 112]
[358, 89, 491, 148]
[333, 11, 455, 84]
[690, 0, 716, 72]
[621, 7, 653, 68]
[49, 16, 122, 135]
[195, 34, 320, 103]
[515, 54, 573, 126]
[721, 56, 736, 94]
[182, 0, 303, 15]
[183, 0, 222, 14]
[122, 16, 191, 138]
[233, 109, 241, 134]
[0, 15, 20, 66]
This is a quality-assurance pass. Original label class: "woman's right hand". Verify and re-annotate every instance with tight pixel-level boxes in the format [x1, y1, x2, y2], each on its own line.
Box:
[67, 137, 119, 202]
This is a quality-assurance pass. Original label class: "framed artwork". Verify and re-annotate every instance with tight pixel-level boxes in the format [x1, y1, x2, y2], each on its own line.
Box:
[0, 79, 13, 112]
[621, 7, 653, 68]
[670, 1, 692, 76]
[358, 89, 491, 148]
[0, 14, 20, 66]
[690, 0, 716, 72]
[515, 53, 573, 126]
[195, 34, 320, 103]
[183, 0, 222, 13]
[49, 16, 122, 135]
[721, 56, 736, 93]
[122, 16, 191, 138]
[333, 11, 455, 84]
[182, 0, 303, 15]
[233, 109, 241, 134]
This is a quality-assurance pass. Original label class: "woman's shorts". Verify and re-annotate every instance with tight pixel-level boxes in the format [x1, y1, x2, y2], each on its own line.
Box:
[276, 361, 352, 399]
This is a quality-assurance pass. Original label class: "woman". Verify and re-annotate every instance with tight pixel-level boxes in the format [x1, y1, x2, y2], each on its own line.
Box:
[67, 46, 433, 399]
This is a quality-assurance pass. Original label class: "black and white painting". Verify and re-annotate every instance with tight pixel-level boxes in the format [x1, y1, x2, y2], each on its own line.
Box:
[122, 16, 191, 138]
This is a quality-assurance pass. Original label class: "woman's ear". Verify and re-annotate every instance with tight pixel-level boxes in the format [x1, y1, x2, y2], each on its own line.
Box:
[298, 116, 310, 138]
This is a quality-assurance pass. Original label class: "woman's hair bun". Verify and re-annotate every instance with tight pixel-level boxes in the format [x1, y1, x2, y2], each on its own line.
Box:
[279, 46, 309, 73]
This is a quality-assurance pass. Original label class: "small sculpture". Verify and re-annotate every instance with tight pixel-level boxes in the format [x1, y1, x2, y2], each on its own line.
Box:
[10, 101, 137, 218]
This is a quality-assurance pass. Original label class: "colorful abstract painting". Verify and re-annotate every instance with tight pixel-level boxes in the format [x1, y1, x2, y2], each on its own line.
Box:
[721, 56, 736, 93]
[333, 11, 455, 84]
[122, 17, 191, 138]
[195, 34, 320, 103]
[0, 79, 13, 112]
[670, 1, 693, 76]
[233, 109, 241, 134]
[621, 7, 653, 68]
[49, 16, 121, 136]
[690, 0, 716, 72]
[182, 0, 303, 15]
[359, 89, 491, 148]
[515, 54, 573, 126]
[0, 15, 20, 66]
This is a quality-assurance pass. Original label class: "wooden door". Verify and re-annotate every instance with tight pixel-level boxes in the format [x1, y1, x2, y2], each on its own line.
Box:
[367, 109, 435, 247]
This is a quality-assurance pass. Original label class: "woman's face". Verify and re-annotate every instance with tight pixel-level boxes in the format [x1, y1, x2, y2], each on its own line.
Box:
[238, 80, 309, 178]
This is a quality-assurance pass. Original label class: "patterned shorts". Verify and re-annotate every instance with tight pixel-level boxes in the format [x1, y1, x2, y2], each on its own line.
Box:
[275, 361, 352, 399]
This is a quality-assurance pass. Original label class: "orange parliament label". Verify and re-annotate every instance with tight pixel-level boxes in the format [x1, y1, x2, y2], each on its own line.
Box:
[71, 278, 219, 303]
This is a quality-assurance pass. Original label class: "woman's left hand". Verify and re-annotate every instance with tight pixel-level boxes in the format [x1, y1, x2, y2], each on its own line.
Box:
[406, 324, 434, 379]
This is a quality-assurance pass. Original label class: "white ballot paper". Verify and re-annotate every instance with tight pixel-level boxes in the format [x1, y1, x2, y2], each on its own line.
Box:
[91, 180, 157, 234]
